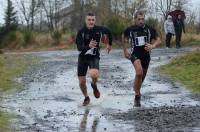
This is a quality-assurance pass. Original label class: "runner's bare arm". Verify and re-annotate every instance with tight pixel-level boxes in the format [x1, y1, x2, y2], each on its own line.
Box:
[102, 27, 112, 46]
[122, 34, 131, 59]
[101, 27, 112, 54]
[145, 37, 161, 52]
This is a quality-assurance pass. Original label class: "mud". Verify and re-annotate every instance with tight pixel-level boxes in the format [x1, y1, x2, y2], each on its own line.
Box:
[1, 48, 200, 132]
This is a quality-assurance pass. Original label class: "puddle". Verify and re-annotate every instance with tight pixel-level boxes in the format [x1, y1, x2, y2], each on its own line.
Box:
[2, 48, 200, 131]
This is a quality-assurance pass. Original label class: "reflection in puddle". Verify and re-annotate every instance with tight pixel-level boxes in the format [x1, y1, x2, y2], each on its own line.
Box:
[79, 108, 99, 132]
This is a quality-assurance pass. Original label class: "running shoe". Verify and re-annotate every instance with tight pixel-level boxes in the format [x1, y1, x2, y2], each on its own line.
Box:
[134, 95, 141, 107]
[83, 96, 90, 106]
[91, 83, 100, 98]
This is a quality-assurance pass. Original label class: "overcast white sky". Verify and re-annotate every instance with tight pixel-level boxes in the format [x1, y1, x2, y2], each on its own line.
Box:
[0, 0, 200, 24]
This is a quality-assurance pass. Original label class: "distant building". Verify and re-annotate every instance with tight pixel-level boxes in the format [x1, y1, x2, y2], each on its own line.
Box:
[53, 6, 74, 31]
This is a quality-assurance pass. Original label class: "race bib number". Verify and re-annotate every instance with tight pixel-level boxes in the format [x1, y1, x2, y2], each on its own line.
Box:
[135, 36, 147, 46]
[85, 48, 97, 55]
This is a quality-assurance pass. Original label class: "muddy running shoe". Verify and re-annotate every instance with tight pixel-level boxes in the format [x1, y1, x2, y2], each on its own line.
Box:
[91, 83, 100, 98]
[134, 95, 141, 107]
[83, 96, 90, 106]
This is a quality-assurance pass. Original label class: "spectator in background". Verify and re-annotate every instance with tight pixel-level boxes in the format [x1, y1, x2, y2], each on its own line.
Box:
[174, 14, 185, 48]
[164, 15, 175, 48]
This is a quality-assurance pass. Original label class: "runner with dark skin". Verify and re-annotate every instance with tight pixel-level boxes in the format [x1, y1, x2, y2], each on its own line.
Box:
[122, 11, 161, 107]
[76, 13, 112, 106]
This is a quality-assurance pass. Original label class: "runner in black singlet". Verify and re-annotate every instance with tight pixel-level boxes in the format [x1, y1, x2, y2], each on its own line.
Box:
[122, 11, 161, 107]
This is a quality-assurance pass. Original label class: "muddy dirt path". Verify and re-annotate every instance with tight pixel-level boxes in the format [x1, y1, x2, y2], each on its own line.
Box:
[2, 48, 200, 132]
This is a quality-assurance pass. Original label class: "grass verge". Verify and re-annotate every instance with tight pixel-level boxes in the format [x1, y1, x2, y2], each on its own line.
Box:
[0, 54, 34, 91]
[0, 112, 12, 131]
[160, 50, 200, 94]
[0, 53, 38, 130]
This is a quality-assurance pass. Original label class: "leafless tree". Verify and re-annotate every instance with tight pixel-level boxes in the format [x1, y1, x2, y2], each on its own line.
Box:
[111, 0, 118, 15]
[149, 0, 189, 20]
[96, 0, 111, 24]
[40, 0, 70, 31]
[198, 9, 200, 33]
[130, 0, 147, 15]
[150, 0, 173, 19]
[186, 10, 196, 26]
[110, 0, 147, 19]
[173, 0, 188, 10]
[16, 0, 40, 30]
[70, 0, 84, 30]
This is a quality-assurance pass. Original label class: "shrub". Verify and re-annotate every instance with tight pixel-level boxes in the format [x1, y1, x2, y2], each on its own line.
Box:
[8, 31, 17, 42]
[145, 17, 162, 35]
[23, 31, 34, 46]
[0, 49, 3, 54]
[51, 31, 62, 45]
[105, 16, 131, 39]
[0, 27, 6, 48]
[0, 31, 18, 48]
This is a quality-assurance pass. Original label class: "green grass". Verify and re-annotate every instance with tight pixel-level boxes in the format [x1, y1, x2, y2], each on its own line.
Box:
[188, 40, 200, 46]
[0, 54, 29, 91]
[0, 53, 39, 130]
[160, 50, 200, 94]
[0, 112, 11, 131]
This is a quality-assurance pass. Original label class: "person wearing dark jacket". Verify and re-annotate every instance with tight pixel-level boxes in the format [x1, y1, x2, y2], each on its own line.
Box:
[76, 12, 112, 106]
[174, 14, 185, 48]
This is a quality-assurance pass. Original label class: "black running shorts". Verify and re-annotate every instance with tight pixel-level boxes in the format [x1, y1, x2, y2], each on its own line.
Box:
[77, 56, 99, 76]
[130, 53, 150, 70]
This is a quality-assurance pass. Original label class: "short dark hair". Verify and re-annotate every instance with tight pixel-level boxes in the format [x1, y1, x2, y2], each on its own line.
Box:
[87, 12, 95, 17]
[134, 11, 145, 19]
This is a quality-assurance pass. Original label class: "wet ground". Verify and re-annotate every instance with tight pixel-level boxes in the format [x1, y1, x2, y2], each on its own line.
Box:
[1, 48, 200, 132]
